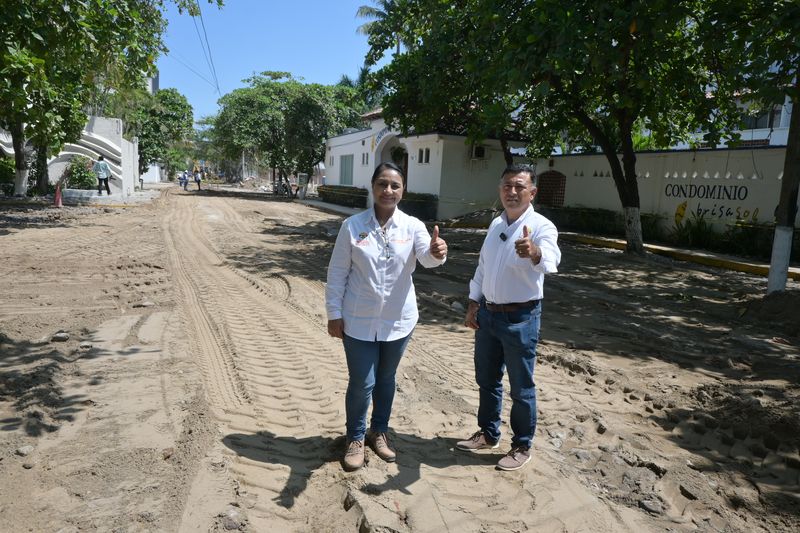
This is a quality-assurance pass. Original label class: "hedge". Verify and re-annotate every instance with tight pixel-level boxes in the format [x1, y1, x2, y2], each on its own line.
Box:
[317, 185, 439, 221]
[317, 185, 368, 208]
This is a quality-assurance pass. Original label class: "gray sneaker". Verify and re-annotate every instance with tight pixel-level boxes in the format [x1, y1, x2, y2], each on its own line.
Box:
[456, 431, 499, 451]
[343, 439, 365, 471]
[367, 431, 396, 462]
[496, 447, 531, 471]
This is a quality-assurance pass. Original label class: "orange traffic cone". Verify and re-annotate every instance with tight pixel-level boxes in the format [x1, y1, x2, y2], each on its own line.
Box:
[54, 183, 63, 208]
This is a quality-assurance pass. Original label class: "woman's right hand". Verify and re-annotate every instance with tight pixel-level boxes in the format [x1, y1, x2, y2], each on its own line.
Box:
[327, 319, 344, 339]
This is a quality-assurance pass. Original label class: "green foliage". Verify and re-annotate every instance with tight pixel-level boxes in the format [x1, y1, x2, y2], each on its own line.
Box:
[61, 156, 97, 190]
[137, 88, 194, 175]
[365, 0, 752, 253]
[317, 185, 368, 208]
[399, 191, 438, 221]
[0, 157, 15, 195]
[670, 214, 719, 250]
[0, 1, 222, 194]
[212, 73, 365, 179]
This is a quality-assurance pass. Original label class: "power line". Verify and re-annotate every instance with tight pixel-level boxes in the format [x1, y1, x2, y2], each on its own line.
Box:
[165, 52, 217, 89]
[193, 0, 221, 95]
[191, 15, 217, 93]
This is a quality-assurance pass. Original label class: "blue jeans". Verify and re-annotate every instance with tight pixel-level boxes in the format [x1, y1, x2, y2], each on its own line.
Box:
[342, 332, 412, 441]
[474, 301, 541, 449]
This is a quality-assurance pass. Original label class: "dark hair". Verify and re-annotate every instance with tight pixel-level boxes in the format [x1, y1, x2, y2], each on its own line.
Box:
[500, 163, 537, 187]
[98, 155, 104, 161]
[371, 161, 405, 184]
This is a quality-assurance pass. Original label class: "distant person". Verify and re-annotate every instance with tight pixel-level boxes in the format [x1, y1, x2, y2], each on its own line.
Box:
[93, 155, 112, 196]
[326, 162, 448, 472]
[457, 164, 561, 471]
[194, 169, 202, 190]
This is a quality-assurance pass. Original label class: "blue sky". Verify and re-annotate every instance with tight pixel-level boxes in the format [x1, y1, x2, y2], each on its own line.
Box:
[156, 0, 382, 122]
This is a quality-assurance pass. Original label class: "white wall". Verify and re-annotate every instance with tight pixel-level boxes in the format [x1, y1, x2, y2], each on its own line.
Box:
[535, 147, 800, 229]
[437, 136, 526, 220]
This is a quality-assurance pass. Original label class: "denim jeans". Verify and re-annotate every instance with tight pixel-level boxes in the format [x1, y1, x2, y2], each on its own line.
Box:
[474, 301, 541, 449]
[342, 332, 412, 441]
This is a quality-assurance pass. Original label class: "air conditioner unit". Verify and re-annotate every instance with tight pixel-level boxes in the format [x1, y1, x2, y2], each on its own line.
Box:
[470, 145, 487, 160]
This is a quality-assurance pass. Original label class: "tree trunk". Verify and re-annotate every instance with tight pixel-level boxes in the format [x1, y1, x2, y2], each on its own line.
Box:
[35, 143, 49, 195]
[619, 126, 644, 254]
[10, 120, 28, 196]
[572, 109, 644, 253]
[767, 87, 799, 293]
[500, 137, 513, 166]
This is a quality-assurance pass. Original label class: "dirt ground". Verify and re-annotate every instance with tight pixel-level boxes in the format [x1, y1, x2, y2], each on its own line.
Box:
[1, 187, 798, 532]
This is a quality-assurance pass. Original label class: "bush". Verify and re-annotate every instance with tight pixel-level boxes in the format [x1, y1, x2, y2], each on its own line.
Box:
[317, 185, 368, 208]
[0, 157, 14, 196]
[670, 213, 720, 250]
[62, 156, 97, 190]
[399, 191, 438, 221]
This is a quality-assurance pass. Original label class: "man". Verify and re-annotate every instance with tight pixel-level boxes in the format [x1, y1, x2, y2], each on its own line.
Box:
[457, 164, 561, 471]
[93, 155, 112, 196]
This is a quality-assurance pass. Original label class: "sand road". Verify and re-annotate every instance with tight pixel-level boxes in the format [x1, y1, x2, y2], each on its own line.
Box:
[1, 187, 798, 532]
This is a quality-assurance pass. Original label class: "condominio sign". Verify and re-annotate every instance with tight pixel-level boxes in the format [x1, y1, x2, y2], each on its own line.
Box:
[665, 183, 758, 223]
[664, 183, 749, 201]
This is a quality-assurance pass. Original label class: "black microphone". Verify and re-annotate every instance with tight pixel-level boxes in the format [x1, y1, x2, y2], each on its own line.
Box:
[499, 232, 507, 241]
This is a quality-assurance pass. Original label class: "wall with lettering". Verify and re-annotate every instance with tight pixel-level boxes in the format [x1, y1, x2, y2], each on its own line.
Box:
[536, 147, 799, 229]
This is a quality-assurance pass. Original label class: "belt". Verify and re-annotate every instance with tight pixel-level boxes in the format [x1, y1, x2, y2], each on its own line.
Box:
[485, 299, 540, 312]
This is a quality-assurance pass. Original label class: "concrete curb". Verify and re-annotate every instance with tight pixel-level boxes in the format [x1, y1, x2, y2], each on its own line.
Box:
[561, 232, 800, 281]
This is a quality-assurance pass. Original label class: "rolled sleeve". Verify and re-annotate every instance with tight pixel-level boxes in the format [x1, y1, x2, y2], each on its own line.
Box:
[532, 221, 561, 274]
[325, 221, 352, 320]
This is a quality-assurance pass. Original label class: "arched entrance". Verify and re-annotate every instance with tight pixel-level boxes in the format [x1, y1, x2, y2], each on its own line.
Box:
[376, 134, 409, 187]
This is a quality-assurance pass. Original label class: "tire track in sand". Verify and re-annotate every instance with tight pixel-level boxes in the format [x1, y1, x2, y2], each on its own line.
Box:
[163, 191, 352, 531]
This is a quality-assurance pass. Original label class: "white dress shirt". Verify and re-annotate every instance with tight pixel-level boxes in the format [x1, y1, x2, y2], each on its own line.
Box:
[469, 204, 560, 304]
[326, 207, 445, 342]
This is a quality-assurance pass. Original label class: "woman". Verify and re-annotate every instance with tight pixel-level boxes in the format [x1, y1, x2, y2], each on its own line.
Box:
[326, 162, 447, 471]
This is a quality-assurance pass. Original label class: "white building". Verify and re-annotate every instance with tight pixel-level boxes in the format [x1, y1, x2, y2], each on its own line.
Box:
[1, 115, 139, 198]
[325, 111, 525, 220]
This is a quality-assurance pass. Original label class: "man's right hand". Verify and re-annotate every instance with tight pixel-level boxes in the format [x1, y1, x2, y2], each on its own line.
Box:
[464, 300, 480, 330]
[327, 319, 344, 339]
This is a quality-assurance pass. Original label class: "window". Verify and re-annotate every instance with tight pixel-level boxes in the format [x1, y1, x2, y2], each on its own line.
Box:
[361, 152, 369, 166]
[741, 105, 782, 129]
[329, 156, 334, 166]
[340, 154, 354, 185]
[471, 145, 486, 159]
[418, 147, 431, 164]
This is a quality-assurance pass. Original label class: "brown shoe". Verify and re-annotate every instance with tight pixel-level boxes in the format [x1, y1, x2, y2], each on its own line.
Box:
[496, 446, 531, 471]
[343, 439, 365, 471]
[367, 431, 396, 462]
[456, 431, 499, 451]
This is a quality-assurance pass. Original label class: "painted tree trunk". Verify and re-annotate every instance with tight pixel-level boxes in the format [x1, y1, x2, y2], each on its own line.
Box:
[624, 206, 644, 254]
[10, 121, 28, 196]
[767, 83, 799, 293]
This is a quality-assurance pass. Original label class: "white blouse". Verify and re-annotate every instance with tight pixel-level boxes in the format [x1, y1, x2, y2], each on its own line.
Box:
[326, 207, 445, 342]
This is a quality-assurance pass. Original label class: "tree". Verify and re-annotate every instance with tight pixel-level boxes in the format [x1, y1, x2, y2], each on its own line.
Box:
[137, 89, 193, 176]
[213, 72, 364, 186]
[703, 0, 800, 292]
[367, 1, 741, 253]
[357, 1, 411, 56]
[0, 0, 222, 196]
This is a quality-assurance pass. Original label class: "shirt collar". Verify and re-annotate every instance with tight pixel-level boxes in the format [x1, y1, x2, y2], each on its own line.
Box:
[368, 205, 402, 229]
[501, 204, 533, 227]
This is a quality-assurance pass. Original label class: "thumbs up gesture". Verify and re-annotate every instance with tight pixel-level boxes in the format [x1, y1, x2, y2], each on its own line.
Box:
[514, 225, 542, 264]
[429, 224, 447, 260]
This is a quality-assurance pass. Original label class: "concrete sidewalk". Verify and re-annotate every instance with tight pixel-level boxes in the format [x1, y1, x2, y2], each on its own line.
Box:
[298, 197, 800, 281]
